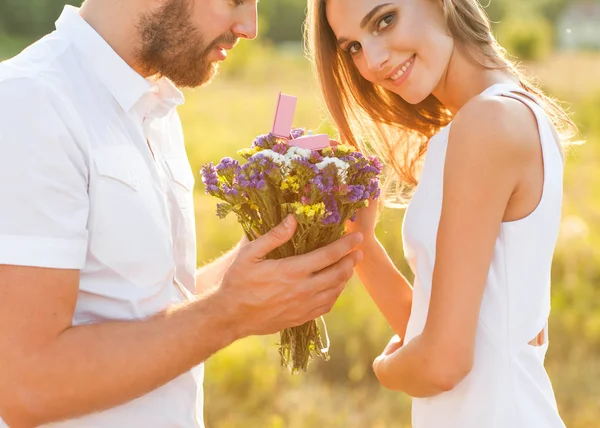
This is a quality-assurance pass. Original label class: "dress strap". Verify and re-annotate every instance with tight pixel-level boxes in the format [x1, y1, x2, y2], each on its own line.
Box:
[499, 90, 565, 165]
[482, 83, 564, 165]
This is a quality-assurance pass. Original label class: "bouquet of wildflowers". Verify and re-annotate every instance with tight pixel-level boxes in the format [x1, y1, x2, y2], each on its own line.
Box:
[200, 94, 383, 373]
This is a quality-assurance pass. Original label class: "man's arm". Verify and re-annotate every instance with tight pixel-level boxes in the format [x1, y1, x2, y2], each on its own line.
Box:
[0, 266, 238, 427]
[0, 218, 363, 428]
[195, 238, 244, 293]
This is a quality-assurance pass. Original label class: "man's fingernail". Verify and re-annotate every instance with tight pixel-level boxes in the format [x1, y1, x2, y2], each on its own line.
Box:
[283, 215, 293, 229]
[355, 233, 364, 244]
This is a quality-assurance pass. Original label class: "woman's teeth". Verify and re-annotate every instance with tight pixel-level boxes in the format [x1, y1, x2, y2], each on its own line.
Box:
[389, 58, 413, 81]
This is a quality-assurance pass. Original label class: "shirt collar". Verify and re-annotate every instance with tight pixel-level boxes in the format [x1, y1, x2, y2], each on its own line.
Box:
[55, 5, 184, 118]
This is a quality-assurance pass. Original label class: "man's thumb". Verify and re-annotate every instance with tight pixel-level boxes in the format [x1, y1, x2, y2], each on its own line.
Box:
[249, 215, 297, 260]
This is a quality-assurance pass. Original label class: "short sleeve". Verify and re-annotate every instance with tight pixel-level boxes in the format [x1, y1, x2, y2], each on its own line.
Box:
[0, 78, 89, 269]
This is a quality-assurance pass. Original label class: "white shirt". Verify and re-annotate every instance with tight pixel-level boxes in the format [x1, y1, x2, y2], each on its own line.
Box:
[0, 6, 204, 427]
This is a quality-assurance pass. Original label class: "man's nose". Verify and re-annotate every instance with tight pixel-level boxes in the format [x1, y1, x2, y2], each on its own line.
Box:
[233, 4, 258, 40]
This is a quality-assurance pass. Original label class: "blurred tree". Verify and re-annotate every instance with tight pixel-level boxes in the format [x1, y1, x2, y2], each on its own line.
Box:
[496, 14, 554, 60]
[0, 0, 79, 38]
[259, 0, 306, 43]
[0, 0, 579, 44]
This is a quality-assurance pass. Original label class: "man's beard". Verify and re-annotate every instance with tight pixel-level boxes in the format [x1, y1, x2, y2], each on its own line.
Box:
[136, 0, 237, 88]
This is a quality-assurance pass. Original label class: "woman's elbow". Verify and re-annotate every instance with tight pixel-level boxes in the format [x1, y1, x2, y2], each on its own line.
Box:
[433, 351, 473, 392]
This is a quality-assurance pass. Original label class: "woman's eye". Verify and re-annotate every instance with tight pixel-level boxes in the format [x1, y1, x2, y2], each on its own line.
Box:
[348, 43, 362, 54]
[376, 13, 395, 33]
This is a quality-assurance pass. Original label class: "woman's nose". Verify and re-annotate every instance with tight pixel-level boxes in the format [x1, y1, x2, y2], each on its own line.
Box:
[363, 45, 389, 73]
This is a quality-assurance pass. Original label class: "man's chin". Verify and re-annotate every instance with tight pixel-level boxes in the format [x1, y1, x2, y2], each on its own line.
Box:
[198, 63, 220, 87]
[169, 62, 220, 88]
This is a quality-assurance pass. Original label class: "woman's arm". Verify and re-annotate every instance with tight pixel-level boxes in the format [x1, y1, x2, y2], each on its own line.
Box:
[355, 236, 413, 340]
[373, 96, 541, 396]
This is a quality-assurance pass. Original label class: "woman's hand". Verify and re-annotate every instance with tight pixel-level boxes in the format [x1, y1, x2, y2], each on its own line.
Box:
[373, 334, 403, 383]
[381, 334, 404, 356]
[345, 198, 380, 243]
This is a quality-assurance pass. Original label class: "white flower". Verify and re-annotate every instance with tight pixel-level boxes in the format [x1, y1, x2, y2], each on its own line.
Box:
[285, 146, 312, 161]
[251, 150, 291, 168]
[316, 157, 349, 172]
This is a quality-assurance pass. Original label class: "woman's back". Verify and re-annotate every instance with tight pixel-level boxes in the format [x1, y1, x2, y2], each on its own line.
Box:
[402, 82, 566, 428]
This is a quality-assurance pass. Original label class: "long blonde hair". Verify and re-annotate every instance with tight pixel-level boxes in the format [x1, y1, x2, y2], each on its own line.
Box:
[305, 0, 578, 202]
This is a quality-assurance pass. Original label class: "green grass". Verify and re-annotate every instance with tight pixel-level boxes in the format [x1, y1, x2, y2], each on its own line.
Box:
[179, 44, 600, 428]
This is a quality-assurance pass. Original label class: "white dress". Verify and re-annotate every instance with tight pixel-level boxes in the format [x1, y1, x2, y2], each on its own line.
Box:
[402, 83, 566, 428]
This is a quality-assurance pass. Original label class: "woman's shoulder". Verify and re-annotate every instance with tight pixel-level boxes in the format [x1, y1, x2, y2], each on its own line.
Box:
[447, 92, 541, 169]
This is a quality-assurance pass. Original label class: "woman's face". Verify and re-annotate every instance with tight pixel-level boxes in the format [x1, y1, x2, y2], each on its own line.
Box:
[326, 0, 454, 104]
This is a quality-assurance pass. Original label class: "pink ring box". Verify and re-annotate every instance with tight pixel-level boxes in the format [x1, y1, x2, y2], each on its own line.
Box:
[271, 92, 331, 151]
[291, 133, 331, 151]
[272, 93, 297, 138]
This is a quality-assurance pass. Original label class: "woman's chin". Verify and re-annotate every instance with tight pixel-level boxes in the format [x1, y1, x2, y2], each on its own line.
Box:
[390, 88, 429, 105]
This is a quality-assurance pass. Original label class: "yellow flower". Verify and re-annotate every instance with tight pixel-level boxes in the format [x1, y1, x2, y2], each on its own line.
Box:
[286, 202, 326, 222]
[280, 176, 300, 192]
[335, 144, 356, 155]
[237, 147, 262, 158]
[288, 202, 304, 215]
[321, 147, 334, 157]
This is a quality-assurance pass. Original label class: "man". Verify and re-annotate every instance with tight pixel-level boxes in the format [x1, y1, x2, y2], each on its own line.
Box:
[0, 1, 363, 426]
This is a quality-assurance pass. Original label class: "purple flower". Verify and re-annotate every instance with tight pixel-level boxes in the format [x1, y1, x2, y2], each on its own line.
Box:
[201, 163, 220, 194]
[347, 184, 366, 203]
[322, 195, 342, 225]
[206, 184, 220, 194]
[252, 132, 279, 149]
[340, 152, 363, 163]
[201, 163, 218, 184]
[216, 157, 240, 173]
[364, 179, 381, 199]
[290, 127, 306, 139]
[358, 163, 380, 176]
[222, 184, 239, 197]
[272, 143, 289, 155]
[247, 154, 280, 174]
[239, 163, 268, 191]
[255, 179, 267, 190]
[290, 158, 319, 177]
[368, 156, 384, 174]
[311, 162, 341, 194]
[312, 174, 334, 194]
[252, 133, 270, 148]
[309, 152, 323, 163]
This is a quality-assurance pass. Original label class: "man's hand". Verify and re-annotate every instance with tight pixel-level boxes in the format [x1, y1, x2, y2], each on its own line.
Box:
[218, 215, 363, 337]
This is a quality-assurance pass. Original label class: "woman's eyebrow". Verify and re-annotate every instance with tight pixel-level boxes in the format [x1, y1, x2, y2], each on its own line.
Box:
[336, 3, 393, 45]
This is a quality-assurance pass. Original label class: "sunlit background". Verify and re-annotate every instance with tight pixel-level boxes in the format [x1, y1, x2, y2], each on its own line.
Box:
[2, 1, 600, 427]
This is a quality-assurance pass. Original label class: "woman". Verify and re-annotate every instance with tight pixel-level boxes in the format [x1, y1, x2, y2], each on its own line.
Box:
[306, 0, 576, 427]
